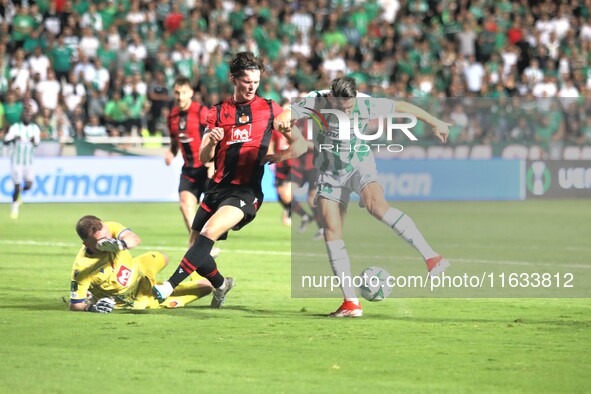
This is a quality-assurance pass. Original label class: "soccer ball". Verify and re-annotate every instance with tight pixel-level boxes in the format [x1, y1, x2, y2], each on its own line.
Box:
[358, 266, 392, 302]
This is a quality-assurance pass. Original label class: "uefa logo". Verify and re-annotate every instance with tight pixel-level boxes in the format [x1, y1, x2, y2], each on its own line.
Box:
[526, 161, 551, 196]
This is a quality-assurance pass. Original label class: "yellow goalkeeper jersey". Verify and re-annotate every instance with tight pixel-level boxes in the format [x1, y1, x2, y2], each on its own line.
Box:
[69, 221, 146, 307]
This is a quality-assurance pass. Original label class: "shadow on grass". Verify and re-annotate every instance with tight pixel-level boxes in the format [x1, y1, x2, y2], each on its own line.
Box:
[3, 298, 589, 328]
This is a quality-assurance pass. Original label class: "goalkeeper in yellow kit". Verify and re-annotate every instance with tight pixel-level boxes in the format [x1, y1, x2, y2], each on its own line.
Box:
[69, 215, 213, 313]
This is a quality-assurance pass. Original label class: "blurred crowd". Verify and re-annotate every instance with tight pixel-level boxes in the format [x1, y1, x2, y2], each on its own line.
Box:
[0, 0, 590, 145]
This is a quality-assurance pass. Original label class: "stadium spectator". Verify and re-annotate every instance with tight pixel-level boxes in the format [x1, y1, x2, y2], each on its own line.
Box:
[8, 48, 29, 96]
[4, 90, 24, 126]
[28, 45, 49, 82]
[62, 70, 87, 115]
[69, 215, 213, 312]
[36, 69, 61, 112]
[152, 51, 307, 308]
[0, 0, 588, 154]
[104, 90, 129, 136]
[78, 27, 100, 59]
[50, 105, 73, 142]
[73, 53, 96, 86]
[3, 109, 40, 219]
[123, 76, 147, 136]
[10, 5, 35, 53]
[51, 35, 74, 83]
[83, 115, 108, 138]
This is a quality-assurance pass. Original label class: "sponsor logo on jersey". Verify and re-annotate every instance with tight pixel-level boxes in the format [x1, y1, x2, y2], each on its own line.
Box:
[116, 265, 132, 287]
[228, 124, 253, 145]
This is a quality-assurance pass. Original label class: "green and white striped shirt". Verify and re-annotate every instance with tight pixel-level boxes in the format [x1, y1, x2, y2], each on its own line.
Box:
[291, 90, 395, 173]
[4, 122, 41, 166]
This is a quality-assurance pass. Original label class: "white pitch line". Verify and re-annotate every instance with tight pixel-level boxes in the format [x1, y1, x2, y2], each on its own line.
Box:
[0, 239, 588, 269]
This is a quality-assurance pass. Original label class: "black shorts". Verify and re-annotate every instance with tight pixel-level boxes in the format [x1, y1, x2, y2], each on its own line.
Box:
[191, 186, 263, 237]
[291, 166, 318, 188]
[274, 160, 291, 187]
[179, 166, 209, 198]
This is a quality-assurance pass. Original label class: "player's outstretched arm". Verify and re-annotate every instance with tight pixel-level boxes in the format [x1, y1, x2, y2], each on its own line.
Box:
[394, 101, 451, 143]
[70, 298, 116, 313]
[273, 107, 307, 159]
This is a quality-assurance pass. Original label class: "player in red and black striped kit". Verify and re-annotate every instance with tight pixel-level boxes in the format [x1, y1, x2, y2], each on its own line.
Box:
[291, 145, 324, 239]
[270, 127, 314, 228]
[153, 52, 307, 308]
[165, 76, 211, 232]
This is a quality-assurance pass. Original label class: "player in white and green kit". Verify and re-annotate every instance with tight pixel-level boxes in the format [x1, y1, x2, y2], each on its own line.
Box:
[3, 111, 41, 219]
[290, 77, 452, 317]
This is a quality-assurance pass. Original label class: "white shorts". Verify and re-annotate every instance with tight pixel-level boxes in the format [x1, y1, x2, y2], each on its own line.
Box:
[315, 155, 380, 207]
[11, 165, 34, 184]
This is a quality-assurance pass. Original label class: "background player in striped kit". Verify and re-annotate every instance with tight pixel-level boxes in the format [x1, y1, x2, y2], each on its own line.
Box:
[3, 109, 40, 219]
[166, 76, 211, 233]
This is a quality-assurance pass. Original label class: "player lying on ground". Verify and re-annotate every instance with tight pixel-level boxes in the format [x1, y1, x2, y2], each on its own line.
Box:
[69, 215, 213, 313]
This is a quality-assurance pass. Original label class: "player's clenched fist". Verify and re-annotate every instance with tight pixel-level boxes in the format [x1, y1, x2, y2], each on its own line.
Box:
[208, 127, 224, 144]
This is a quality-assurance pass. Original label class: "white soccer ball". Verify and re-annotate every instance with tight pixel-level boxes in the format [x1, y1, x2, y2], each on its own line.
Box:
[358, 266, 392, 302]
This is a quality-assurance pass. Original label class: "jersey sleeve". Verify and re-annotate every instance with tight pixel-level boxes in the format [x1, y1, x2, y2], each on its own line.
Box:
[271, 100, 283, 118]
[205, 105, 218, 132]
[32, 125, 41, 145]
[199, 104, 209, 126]
[104, 221, 130, 240]
[3, 124, 17, 143]
[167, 112, 175, 137]
[366, 97, 396, 119]
[69, 252, 93, 304]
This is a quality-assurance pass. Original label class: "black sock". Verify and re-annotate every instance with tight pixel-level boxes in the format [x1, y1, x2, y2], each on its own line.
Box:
[278, 194, 290, 211]
[196, 254, 224, 288]
[12, 184, 20, 203]
[292, 201, 309, 218]
[168, 235, 218, 287]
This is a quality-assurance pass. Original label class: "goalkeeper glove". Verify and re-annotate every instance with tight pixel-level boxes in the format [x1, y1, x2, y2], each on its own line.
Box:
[96, 238, 127, 253]
[87, 297, 116, 313]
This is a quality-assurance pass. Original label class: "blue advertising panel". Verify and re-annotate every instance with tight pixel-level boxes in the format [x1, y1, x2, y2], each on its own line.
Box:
[0, 157, 279, 203]
[376, 159, 523, 201]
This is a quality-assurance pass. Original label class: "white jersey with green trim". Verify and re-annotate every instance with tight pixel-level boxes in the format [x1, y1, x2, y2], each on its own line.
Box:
[291, 90, 395, 173]
[4, 122, 41, 166]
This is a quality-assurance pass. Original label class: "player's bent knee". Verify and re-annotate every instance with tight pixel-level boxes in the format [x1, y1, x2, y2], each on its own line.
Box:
[199, 227, 223, 241]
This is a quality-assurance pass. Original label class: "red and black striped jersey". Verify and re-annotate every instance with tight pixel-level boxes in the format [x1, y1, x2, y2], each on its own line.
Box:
[293, 148, 314, 172]
[168, 101, 208, 168]
[271, 129, 290, 152]
[207, 96, 282, 190]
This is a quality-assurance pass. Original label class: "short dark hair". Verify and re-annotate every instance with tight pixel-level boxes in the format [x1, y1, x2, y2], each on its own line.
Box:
[76, 215, 103, 240]
[173, 75, 192, 88]
[230, 51, 264, 78]
[330, 77, 357, 98]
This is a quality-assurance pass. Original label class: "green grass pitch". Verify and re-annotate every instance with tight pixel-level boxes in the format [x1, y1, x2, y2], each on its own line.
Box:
[0, 200, 589, 393]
